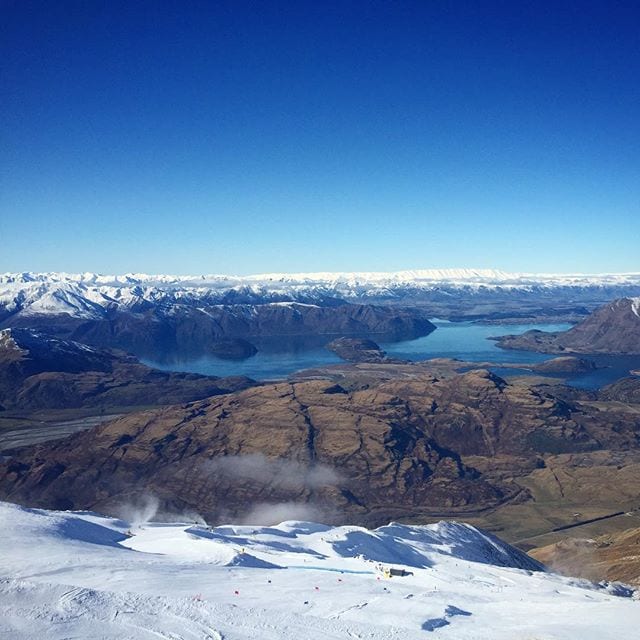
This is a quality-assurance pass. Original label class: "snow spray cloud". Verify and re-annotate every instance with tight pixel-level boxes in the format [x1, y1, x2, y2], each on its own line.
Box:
[203, 453, 342, 490]
[157, 509, 207, 526]
[117, 494, 160, 528]
[115, 494, 208, 527]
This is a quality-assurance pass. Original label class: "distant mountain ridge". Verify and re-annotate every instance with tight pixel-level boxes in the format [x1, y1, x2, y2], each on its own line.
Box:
[496, 297, 640, 354]
[0, 327, 254, 412]
[0, 293, 436, 361]
[3, 269, 640, 305]
[2, 269, 640, 324]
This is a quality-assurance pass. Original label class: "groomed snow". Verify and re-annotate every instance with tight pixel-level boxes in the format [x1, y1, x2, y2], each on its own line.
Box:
[1, 501, 637, 639]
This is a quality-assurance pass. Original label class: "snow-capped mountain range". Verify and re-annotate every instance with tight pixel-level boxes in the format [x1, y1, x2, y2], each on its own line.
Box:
[1, 500, 636, 640]
[2, 269, 640, 320]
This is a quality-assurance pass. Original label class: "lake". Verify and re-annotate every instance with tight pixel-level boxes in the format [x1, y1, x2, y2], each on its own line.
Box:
[143, 320, 640, 389]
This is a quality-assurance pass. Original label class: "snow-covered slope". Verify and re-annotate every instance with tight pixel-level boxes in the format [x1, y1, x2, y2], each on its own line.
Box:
[1, 501, 636, 639]
[2, 269, 640, 320]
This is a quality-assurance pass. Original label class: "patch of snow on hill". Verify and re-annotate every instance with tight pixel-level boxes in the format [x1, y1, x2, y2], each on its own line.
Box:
[0, 328, 24, 353]
[0, 501, 637, 640]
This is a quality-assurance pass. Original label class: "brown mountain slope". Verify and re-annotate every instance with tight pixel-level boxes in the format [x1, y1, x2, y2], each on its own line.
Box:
[2, 368, 639, 527]
[599, 376, 640, 403]
[0, 328, 254, 412]
[530, 527, 640, 585]
[496, 297, 640, 354]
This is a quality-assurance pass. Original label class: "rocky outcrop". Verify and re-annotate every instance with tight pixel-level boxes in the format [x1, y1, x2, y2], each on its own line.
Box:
[325, 337, 406, 364]
[2, 366, 638, 526]
[0, 328, 255, 412]
[530, 357, 597, 374]
[599, 376, 640, 404]
[495, 298, 640, 354]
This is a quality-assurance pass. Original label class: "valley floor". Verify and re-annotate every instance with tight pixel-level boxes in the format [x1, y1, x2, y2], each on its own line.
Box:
[1, 502, 638, 639]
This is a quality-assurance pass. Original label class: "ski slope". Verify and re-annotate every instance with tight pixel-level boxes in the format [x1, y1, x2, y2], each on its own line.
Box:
[1, 501, 637, 639]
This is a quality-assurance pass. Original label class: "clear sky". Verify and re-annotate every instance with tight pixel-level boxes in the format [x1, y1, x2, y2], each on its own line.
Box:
[1, 0, 639, 275]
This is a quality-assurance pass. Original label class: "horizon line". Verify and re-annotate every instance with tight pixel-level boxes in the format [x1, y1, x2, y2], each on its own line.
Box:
[3, 268, 640, 281]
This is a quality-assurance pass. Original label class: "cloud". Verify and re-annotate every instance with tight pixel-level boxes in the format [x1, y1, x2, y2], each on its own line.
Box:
[203, 453, 342, 490]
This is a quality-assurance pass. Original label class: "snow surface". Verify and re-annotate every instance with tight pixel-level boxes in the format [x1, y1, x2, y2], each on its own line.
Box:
[2, 269, 640, 319]
[1, 501, 637, 639]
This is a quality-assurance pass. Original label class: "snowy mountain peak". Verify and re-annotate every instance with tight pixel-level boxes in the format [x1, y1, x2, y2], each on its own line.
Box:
[4, 268, 640, 288]
[2, 269, 640, 322]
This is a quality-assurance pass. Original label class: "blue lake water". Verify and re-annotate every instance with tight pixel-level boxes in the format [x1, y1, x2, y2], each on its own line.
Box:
[143, 320, 640, 389]
[379, 320, 570, 364]
[145, 342, 343, 381]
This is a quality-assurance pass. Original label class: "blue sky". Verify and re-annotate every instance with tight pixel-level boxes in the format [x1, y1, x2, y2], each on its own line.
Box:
[1, 1, 639, 275]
